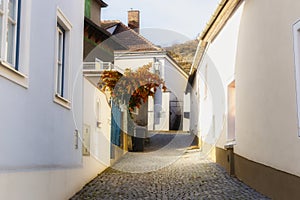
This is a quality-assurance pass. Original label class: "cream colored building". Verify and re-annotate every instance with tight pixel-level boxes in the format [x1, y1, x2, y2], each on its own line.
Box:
[189, 0, 300, 198]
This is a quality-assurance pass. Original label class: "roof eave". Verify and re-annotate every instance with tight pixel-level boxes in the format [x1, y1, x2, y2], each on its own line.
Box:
[199, 0, 229, 41]
[97, 0, 108, 7]
[190, 0, 242, 73]
[199, 0, 242, 42]
[187, 0, 242, 86]
[84, 17, 111, 37]
[84, 17, 128, 50]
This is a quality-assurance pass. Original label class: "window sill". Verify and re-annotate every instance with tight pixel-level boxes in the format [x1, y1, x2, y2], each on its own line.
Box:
[0, 61, 28, 88]
[54, 93, 71, 109]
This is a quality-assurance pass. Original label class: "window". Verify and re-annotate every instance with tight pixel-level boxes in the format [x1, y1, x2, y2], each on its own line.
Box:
[227, 81, 236, 142]
[0, 0, 27, 87]
[54, 9, 72, 108]
[0, 0, 20, 68]
[204, 64, 208, 99]
[293, 20, 300, 136]
[56, 23, 65, 97]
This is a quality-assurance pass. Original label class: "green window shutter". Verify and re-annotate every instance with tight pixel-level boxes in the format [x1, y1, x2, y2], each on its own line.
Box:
[85, 0, 91, 18]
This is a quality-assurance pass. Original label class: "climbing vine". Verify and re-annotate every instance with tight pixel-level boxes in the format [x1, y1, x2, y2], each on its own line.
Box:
[98, 63, 166, 113]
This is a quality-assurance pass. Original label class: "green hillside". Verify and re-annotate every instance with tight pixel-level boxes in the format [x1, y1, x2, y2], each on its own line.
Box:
[166, 39, 199, 74]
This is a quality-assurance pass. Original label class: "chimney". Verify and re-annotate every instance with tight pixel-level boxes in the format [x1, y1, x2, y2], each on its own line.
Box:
[128, 10, 140, 33]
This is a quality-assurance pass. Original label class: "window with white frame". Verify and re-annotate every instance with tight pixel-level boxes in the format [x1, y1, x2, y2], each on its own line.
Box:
[56, 23, 65, 97]
[293, 20, 300, 136]
[0, 0, 21, 69]
[54, 9, 72, 108]
[204, 64, 208, 99]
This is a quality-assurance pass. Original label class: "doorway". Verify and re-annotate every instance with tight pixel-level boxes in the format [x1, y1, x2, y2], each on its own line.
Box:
[169, 93, 182, 131]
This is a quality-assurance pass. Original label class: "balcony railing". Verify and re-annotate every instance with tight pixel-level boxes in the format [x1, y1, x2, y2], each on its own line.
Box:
[83, 60, 124, 74]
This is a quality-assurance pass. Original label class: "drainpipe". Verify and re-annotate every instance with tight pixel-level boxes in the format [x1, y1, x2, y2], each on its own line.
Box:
[224, 143, 235, 176]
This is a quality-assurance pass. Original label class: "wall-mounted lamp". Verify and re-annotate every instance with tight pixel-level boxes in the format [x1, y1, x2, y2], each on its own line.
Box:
[154, 61, 160, 71]
[154, 59, 160, 75]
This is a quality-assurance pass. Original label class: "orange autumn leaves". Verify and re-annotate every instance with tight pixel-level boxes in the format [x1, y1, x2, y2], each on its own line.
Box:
[98, 63, 166, 112]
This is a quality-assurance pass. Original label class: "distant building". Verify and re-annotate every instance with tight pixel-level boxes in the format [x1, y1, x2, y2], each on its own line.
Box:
[102, 12, 190, 131]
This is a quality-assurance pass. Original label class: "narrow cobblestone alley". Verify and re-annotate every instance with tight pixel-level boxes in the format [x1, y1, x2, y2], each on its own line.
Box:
[70, 133, 270, 200]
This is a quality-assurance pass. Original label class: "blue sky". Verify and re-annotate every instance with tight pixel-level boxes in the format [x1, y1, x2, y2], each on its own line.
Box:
[102, 0, 220, 46]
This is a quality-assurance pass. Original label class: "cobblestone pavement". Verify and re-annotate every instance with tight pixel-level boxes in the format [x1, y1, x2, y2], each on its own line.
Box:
[70, 133, 270, 200]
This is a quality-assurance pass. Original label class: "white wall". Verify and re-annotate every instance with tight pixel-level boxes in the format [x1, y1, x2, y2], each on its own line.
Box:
[0, 0, 84, 170]
[193, 0, 300, 178]
[234, 0, 300, 177]
[165, 59, 187, 130]
[83, 78, 111, 167]
[0, 157, 107, 200]
[0, 1, 112, 199]
[148, 96, 155, 130]
[183, 93, 190, 131]
[114, 55, 153, 70]
[191, 3, 244, 147]
[189, 73, 200, 135]
[153, 91, 170, 131]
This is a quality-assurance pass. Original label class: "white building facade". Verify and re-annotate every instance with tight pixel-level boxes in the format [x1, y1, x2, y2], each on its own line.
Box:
[82, 60, 126, 165]
[189, 0, 244, 156]
[114, 50, 189, 132]
[189, 0, 300, 198]
[0, 1, 108, 199]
